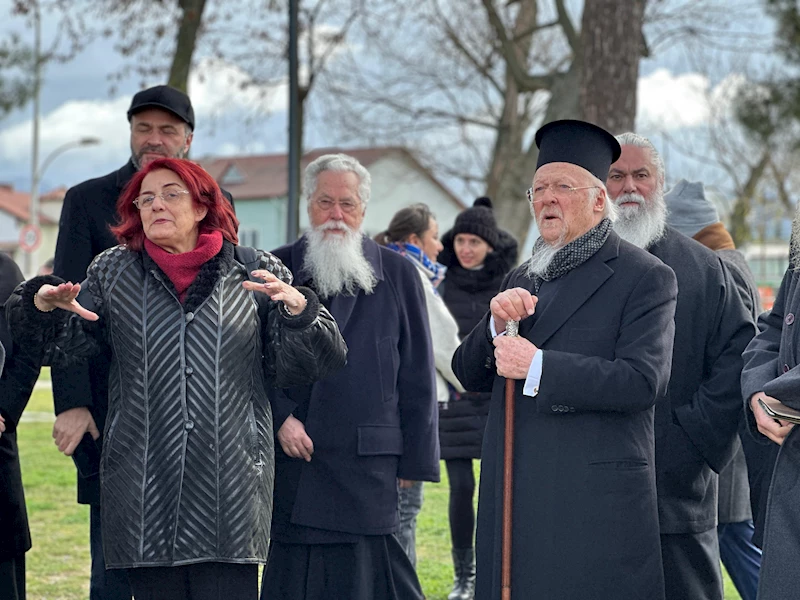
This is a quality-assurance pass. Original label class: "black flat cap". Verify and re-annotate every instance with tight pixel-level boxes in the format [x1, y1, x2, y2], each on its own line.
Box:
[534, 119, 621, 181]
[127, 85, 195, 131]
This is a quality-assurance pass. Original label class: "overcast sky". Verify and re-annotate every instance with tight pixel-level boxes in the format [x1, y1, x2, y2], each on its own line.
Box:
[0, 0, 778, 204]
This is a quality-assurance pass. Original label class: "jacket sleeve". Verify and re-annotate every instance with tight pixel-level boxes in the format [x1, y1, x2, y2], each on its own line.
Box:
[422, 275, 464, 392]
[5, 273, 106, 368]
[451, 270, 516, 393]
[742, 267, 795, 433]
[52, 186, 96, 415]
[672, 257, 757, 473]
[264, 287, 348, 389]
[537, 262, 678, 414]
[395, 264, 440, 482]
[0, 255, 39, 433]
[255, 250, 347, 390]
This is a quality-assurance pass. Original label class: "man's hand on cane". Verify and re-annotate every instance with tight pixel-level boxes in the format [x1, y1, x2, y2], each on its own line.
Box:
[490, 287, 538, 379]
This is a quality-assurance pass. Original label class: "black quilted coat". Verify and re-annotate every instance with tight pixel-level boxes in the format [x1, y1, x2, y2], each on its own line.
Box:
[436, 229, 518, 460]
[5, 241, 347, 569]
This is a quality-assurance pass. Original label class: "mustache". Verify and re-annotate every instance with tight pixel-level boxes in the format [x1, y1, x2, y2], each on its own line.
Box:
[137, 145, 167, 157]
[613, 193, 646, 207]
[536, 206, 564, 225]
[316, 220, 354, 233]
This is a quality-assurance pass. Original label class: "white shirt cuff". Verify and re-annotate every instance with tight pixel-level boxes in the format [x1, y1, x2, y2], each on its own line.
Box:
[489, 317, 503, 339]
[523, 350, 543, 397]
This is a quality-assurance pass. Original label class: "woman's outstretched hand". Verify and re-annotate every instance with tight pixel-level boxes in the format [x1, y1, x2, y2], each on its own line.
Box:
[243, 270, 307, 316]
[35, 283, 99, 321]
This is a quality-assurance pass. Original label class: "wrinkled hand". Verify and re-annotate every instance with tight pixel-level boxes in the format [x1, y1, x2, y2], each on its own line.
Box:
[36, 283, 99, 321]
[243, 270, 307, 316]
[277, 414, 314, 461]
[493, 335, 539, 380]
[398, 479, 416, 489]
[0, 414, 5, 439]
[490, 287, 537, 334]
[750, 392, 795, 445]
[53, 407, 99, 455]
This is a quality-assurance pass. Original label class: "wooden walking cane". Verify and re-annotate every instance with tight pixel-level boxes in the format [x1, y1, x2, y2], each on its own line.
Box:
[501, 319, 519, 600]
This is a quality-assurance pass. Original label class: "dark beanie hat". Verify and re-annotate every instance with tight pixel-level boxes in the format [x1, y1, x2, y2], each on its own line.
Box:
[451, 197, 500, 249]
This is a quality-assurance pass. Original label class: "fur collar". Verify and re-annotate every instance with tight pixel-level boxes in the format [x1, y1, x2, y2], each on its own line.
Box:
[142, 240, 235, 313]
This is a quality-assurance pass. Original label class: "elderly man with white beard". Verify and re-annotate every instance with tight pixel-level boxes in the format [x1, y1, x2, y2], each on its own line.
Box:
[453, 120, 679, 600]
[607, 133, 756, 600]
[260, 153, 439, 600]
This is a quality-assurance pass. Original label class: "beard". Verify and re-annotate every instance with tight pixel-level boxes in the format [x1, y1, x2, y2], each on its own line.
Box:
[612, 191, 668, 249]
[303, 221, 377, 297]
[525, 203, 568, 278]
[131, 144, 188, 170]
[792, 206, 800, 269]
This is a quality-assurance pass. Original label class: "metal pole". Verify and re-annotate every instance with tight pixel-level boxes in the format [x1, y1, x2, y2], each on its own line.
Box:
[286, 0, 300, 243]
[26, 2, 41, 277]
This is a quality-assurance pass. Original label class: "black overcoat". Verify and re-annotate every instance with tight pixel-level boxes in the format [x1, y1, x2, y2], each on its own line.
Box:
[0, 253, 38, 561]
[51, 161, 234, 504]
[269, 235, 440, 540]
[648, 228, 755, 535]
[453, 232, 677, 600]
[741, 260, 800, 599]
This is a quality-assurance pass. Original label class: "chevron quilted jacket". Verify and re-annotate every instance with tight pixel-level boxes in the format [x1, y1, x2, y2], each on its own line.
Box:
[6, 241, 347, 568]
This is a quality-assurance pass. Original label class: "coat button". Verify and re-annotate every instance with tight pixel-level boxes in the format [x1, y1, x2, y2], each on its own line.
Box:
[185, 421, 194, 431]
[185, 366, 194, 376]
[186, 312, 194, 323]
[784, 364, 791, 374]
[786, 313, 795, 325]
[569, 407, 575, 412]
[485, 357, 493, 369]
[551, 405, 558, 412]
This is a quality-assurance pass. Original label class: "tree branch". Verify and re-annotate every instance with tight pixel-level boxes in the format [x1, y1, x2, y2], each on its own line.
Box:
[554, 0, 579, 55]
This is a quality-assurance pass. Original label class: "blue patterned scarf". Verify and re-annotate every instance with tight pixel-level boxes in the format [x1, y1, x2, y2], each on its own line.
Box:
[387, 242, 447, 290]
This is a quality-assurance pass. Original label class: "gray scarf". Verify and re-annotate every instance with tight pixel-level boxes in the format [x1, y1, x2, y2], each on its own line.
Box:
[531, 218, 612, 294]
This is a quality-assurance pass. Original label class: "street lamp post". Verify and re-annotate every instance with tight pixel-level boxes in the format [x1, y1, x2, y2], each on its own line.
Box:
[25, 137, 101, 275]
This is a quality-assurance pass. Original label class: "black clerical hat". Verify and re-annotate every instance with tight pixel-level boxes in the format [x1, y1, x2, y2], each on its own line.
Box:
[534, 119, 621, 181]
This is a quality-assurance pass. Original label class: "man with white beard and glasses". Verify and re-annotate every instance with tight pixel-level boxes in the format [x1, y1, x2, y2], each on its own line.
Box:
[260, 153, 439, 600]
[607, 133, 755, 600]
[453, 119, 678, 600]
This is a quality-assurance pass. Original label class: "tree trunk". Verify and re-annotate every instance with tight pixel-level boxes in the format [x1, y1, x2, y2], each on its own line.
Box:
[579, 0, 646, 134]
[167, 0, 208, 93]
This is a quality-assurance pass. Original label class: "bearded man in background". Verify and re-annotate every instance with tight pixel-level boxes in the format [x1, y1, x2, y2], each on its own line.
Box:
[608, 133, 755, 600]
[261, 154, 440, 600]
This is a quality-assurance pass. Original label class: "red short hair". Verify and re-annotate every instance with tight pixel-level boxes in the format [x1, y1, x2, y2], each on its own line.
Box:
[111, 158, 239, 251]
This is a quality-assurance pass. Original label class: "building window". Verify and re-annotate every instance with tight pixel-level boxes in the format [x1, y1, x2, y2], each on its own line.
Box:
[239, 227, 260, 249]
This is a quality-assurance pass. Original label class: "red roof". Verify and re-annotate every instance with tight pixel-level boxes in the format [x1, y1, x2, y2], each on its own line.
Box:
[0, 184, 56, 224]
[200, 146, 464, 208]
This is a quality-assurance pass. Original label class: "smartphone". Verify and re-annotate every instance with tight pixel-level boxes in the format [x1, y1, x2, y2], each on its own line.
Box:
[72, 432, 102, 478]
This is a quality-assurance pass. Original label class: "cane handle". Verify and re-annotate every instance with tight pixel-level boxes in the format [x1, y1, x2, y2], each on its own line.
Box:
[505, 320, 519, 338]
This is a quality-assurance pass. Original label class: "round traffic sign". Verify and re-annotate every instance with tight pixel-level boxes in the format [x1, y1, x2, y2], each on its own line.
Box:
[19, 224, 41, 252]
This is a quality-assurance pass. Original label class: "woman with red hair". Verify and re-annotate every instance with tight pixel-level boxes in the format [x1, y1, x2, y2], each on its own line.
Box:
[5, 158, 347, 600]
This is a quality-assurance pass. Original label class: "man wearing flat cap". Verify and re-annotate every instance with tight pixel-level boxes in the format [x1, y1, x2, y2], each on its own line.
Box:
[50, 85, 234, 600]
[453, 119, 678, 599]
[607, 134, 755, 600]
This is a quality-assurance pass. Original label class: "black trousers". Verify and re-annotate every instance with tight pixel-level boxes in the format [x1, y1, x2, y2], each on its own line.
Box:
[127, 563, 258, 600]
[661, 530, 723, 600]
[0, 555, 25, 600]
[90, 504, 132, 600]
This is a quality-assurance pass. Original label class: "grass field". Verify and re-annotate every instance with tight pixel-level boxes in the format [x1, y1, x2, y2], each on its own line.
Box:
[16, 370, 743, 599]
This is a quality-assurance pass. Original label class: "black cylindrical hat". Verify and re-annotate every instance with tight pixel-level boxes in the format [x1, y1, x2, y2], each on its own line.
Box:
[534, 119, 621, 181]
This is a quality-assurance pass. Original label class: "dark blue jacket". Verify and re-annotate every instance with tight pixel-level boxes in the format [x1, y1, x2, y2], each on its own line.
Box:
[270, 235, 440, 539]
